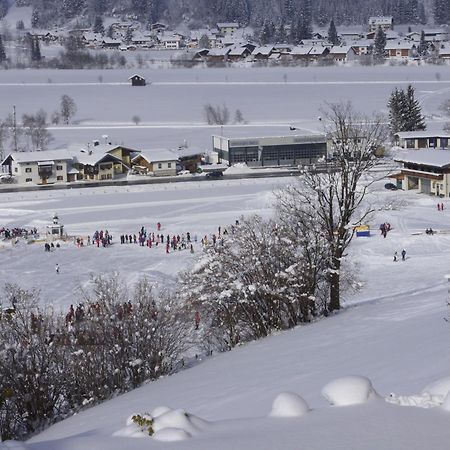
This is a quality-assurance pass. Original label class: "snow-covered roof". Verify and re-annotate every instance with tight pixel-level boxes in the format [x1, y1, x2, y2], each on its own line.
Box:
[329, 45, 354, 54]
[217, 22, 239, 28]
[3, 150, 73, 164]
[385, 30, 400, 40]
[394, 150, 450, 168]
[290, 46, 312, 55]
[134, 149, 178, 163]
[309, 45, 329, 55]
[349, 39, 373, 47]
[252, 46, 274, 55]
[438, 42, 450, 54]
[385, 40, 415, 50]
[395, 131, 450, 139]
[74, 151, 123, 166]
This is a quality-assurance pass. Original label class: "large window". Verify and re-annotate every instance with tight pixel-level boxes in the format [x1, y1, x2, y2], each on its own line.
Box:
[25, 168, 32, 173]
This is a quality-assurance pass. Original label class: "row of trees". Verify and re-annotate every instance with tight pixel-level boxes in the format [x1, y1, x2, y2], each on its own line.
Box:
[0, 277, 190, 441]
[0, 95, 77, 159]
[19, 0, 433, 28]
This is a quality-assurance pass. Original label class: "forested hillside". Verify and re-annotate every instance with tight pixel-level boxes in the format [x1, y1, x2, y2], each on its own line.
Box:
[2, 0, 449, 29]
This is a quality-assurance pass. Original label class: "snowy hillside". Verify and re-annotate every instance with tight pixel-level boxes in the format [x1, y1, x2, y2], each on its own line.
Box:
[1, 176, 450, 449]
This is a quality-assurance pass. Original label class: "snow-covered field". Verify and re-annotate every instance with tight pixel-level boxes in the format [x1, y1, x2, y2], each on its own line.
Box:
[1, 175, 450, 449]
[0, 65, 449, 150]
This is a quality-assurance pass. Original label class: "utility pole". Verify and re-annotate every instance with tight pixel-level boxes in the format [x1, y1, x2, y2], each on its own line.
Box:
[13, 105, 18, 152]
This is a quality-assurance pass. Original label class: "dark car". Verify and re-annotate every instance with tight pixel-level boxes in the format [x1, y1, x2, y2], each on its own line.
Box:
[206, 171, 224, 179]
[384, 183, 398, 191]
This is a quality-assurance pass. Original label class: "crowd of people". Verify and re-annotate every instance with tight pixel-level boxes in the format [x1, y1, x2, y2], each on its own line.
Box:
[0, 226, 38, 239]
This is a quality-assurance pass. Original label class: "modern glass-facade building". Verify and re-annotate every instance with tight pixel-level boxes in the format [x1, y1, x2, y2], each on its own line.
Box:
[212, 134, 328, 167]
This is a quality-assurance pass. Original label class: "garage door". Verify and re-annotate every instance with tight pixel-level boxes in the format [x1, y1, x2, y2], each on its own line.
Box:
[421, 178, 431, 195]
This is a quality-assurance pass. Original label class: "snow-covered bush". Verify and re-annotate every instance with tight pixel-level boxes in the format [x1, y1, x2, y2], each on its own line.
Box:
[321, 376, 380, 406]
[115, 407, 208, 442]
[269, 392, 310, 417]
[180, 215, 326, 350]
[0, 277, 190, 441]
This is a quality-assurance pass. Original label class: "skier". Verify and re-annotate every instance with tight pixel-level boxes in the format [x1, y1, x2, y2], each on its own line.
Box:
[441, 203, 444, 211]
[401, 249, 406, 261]
[393, 252, 398, 262]
[55, 263, 60, 274]
[438, 203, 441, 211]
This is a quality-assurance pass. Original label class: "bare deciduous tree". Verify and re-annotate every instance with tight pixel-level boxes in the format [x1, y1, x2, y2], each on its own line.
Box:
[293, 102, 387, 312]
[203, 103, 230, 125]
[21, 109, 53, 150]
[60, 94, 77, 125]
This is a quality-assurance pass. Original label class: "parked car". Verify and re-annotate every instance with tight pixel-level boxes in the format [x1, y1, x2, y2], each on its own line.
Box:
[206, 171, 224, 179]
[384, 182, 398, 190]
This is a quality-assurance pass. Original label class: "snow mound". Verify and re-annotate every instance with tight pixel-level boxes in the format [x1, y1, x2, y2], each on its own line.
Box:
[153, 409, 206, 435]
[269, 392, 310, 418]
[150, 405, 172, 418]
[152, 428, 191, 442]
[321, 376, 379, 406]
[421, 376, 450, 398]
[441, 392, 450, 412]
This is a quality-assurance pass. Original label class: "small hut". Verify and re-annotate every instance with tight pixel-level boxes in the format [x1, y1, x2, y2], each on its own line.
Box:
[129, 74, 146, 86]
[46, 212, 64, 239]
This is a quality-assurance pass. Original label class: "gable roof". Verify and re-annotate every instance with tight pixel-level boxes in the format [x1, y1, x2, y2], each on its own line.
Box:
[394, 150, 450, 168]
[133, 149, 178, 163]
[2, 149, 74, 165]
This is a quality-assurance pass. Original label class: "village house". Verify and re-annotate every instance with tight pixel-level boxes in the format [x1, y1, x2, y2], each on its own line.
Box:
[159, 33, 183, 49]
[131, 149, 177, 176]
[102, 38, 122, 49]
[329, 45, 357, 62]
[393, 150, 450, 197]
[349, 39, 373, 55]
[1, 150, 77, 185]
[308, 45, 331, 61]
[394, 131, 450, 149]
[423, 29, 448, 42]
[217, 22, 239, 36]
[439, 42, 450, 59]
[385, 40, 416, 59]
[251, 46, 275, 60]
[340, 30, 364, 42]
[368, 16, 394, 33]
[290, 45, 312, 61]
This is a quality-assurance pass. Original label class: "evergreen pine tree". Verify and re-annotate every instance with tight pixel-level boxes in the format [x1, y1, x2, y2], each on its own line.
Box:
[276, 21, 287, 44]
[417, 30, 427, 57]
[388, 88, 406, 135]
[373, 26, 386, 61]
[0, 35, 6, 63]
[434, 0, 450, 25]
[283, 0, 294, 23]
[31, 7, 40, 28]
[93, 16, 104, 34]
[259, 21, 271, 45]
[405, 85, 426, 131]
[388, 85, 426, 135]
[327, 19, 339, 45]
